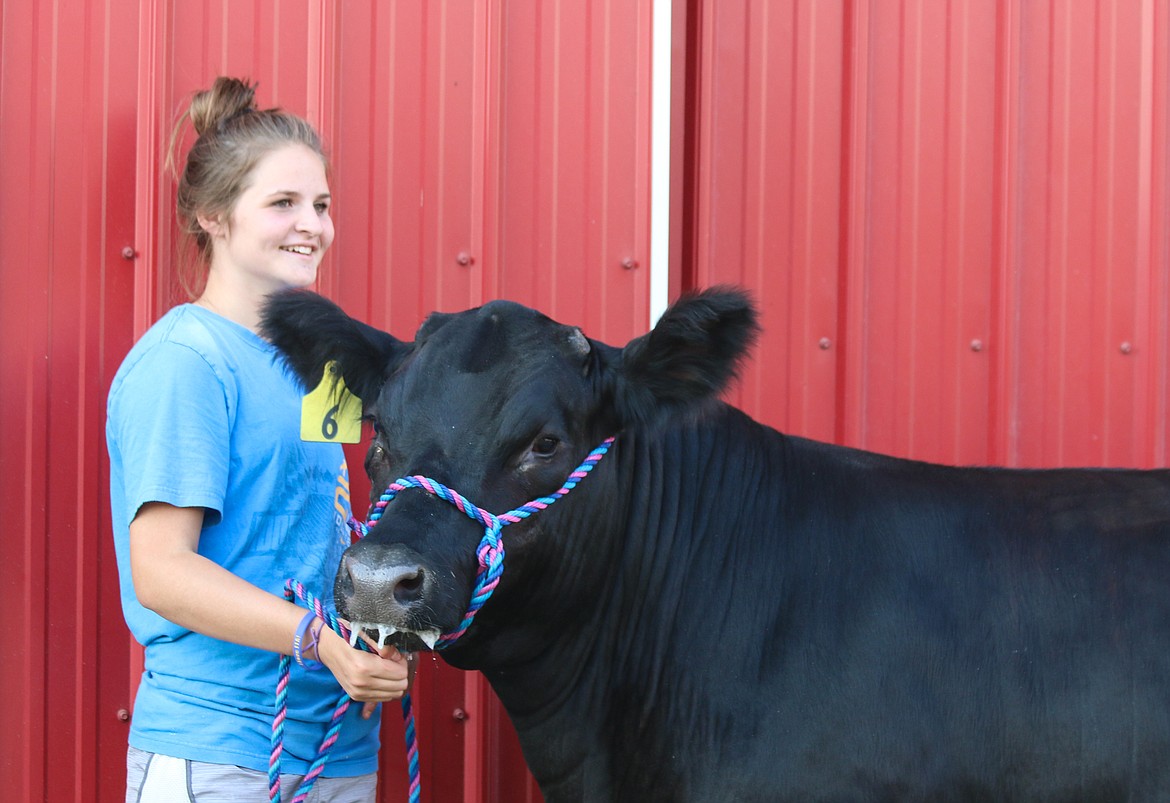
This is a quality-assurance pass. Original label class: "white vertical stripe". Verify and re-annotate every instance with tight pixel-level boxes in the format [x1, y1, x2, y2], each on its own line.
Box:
[138, 754, 192, 802]
[649, 0, 673, 325]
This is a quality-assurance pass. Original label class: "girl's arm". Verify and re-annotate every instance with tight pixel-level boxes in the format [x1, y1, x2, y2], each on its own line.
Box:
[130, 501, 408, 717]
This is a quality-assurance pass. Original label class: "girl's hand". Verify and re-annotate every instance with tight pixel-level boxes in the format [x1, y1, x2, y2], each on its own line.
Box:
[315, 626, 413, 719]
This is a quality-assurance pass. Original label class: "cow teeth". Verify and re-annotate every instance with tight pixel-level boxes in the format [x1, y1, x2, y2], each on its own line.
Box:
[343, 621, 438, 651]
[377, 624, 398, 648]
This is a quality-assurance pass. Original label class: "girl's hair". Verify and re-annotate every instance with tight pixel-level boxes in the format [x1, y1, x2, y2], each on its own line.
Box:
[166, 77, 328, 298]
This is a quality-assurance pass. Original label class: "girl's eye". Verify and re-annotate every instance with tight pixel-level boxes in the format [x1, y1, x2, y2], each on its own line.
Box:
[274, 198, 293, 208]
[315, 201, 330, 214]
[532, 436, 559, 457]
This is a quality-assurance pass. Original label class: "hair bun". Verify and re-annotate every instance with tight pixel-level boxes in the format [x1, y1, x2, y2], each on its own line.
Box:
[188, 77, 257, 137]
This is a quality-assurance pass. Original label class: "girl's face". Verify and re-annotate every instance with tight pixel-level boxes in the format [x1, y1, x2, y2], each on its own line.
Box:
[203, 143, 334, 294]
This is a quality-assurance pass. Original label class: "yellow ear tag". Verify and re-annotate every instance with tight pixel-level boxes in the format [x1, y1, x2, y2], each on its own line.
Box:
[301, 361, 362, 443]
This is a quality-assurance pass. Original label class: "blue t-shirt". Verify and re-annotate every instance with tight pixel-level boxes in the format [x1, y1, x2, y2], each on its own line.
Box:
[106, 304, 379, 776]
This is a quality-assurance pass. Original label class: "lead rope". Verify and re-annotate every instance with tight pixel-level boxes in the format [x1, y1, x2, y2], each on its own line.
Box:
[269, 580, 367, 803]
[270, 436, 615, 803]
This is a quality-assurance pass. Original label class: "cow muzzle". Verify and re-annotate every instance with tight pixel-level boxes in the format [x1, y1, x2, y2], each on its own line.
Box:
[334, 541, 442, 652]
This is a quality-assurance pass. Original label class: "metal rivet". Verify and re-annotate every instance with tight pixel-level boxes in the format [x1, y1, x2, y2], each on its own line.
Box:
[456, 252, 474, 267]
[116, 708, 130, 722]
[452, 708, 469, 721]
[121, 246, 136, 260]
[1120, 342, 1133, 355]
[970, 339, 983, 352]
[818, 338, 832, 350]
[621, 258, 638, 270]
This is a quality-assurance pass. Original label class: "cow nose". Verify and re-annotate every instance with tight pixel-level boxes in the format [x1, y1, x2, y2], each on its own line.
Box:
[341, 554, 428, 606]
[388, 566, 425, 605]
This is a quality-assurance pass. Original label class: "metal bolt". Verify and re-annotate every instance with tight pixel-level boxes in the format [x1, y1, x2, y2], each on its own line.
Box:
[121, 246, 136, 260]
[452, 708, 469, 721]
[456, 252, 474, 267]
[116, 708, 130, 722]
[818, 338, 832, 350]
[621, 258, 638, 270]
[1120, 342, 1133, 355]
[970, 339, 983, 352]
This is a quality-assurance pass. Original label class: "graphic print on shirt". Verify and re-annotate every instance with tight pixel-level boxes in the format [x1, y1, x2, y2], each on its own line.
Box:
[247, 454, 353, 599]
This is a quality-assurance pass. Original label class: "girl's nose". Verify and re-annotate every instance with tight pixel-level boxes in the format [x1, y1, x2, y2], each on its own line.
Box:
[296, 204, 323, 234]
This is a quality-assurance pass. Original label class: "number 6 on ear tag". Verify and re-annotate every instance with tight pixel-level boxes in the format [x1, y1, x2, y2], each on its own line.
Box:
[301, 361, 362, 443]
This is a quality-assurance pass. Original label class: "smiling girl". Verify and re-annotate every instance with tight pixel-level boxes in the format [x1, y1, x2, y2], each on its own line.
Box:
[106, 77, 408, 802]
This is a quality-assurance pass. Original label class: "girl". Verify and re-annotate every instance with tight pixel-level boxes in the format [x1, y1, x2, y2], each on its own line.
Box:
[107, 76, 408, 802]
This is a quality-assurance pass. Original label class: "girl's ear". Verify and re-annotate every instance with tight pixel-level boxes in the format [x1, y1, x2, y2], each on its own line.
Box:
[196, 212, 225, 238]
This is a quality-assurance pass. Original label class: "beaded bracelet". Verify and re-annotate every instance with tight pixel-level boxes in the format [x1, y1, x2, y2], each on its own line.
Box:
[292, 610, 325, 671]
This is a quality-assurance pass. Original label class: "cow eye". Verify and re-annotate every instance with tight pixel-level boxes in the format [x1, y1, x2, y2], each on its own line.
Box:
[531, 435, 559, 458]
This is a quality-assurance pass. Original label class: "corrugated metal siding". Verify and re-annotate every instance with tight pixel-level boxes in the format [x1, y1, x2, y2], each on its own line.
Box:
[689, 0, 846, 444]
[324, 1, 652, 343]
[845, 0, 1001, 465]
[136, 0, 338, 322]
[325, 0, 495, 329]
[492, 0, 652, 336]
[0, 1, 140, 801]
[691, 0, 1170, 469]
[6, 1, 1170, 801]
[1010, 0, 1170, 468]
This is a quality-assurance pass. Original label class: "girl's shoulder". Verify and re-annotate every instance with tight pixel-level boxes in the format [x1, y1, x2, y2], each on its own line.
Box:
[147, 304, 269, 357]
[114, 305, 273, 385]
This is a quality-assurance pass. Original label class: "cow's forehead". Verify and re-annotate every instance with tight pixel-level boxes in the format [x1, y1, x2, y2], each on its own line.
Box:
[417, 301, 559, 368]
[381, 300, 590, 431]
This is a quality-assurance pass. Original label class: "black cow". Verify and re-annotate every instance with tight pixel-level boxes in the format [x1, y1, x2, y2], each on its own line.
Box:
[263, 287, 1170, 802]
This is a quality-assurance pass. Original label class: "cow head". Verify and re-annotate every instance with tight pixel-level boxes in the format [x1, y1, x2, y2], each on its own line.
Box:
[261, 288, 758, 657]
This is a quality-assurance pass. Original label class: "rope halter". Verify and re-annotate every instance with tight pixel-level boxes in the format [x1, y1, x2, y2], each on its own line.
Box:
[347, 436, 615, 648]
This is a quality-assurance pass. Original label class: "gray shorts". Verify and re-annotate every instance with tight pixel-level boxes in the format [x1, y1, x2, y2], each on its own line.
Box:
[126, 746, 377, 803]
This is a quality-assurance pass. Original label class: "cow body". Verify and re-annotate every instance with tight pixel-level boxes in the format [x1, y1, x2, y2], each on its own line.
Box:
[263, 288, 1170, 802]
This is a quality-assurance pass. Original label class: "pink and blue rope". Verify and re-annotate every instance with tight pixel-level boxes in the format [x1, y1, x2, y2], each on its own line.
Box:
[270, 581, 360, 803]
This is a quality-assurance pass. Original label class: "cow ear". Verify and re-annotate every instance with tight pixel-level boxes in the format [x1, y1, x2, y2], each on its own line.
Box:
[260, 289, 410, 404]
[611, 286, 759, 427]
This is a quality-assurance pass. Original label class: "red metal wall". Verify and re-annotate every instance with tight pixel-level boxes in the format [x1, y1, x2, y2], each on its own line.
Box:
[0, 0, 140, 800]
[691, 0, 1170, 469]
[4, 1, 1170, 801]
